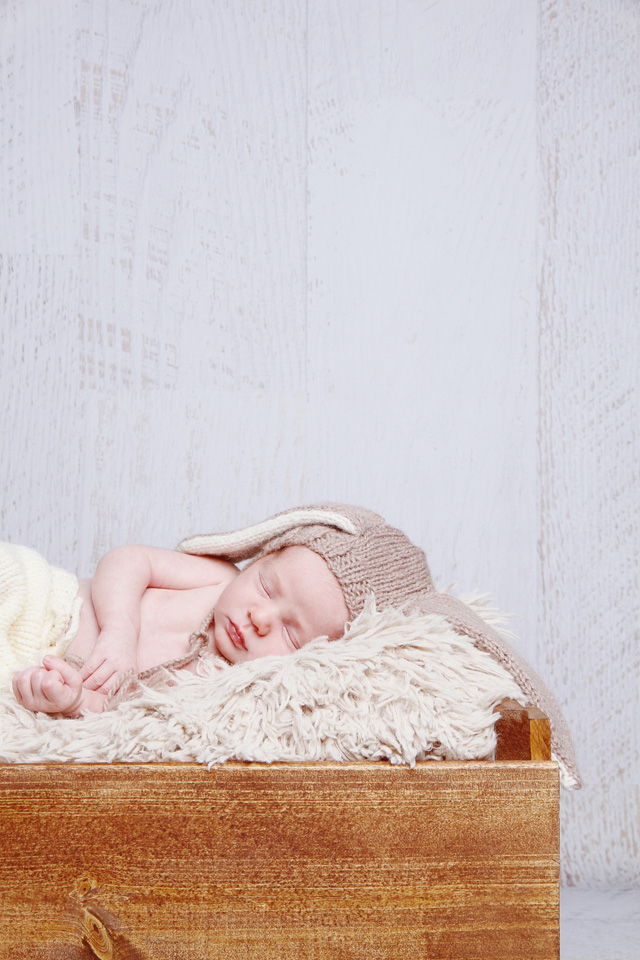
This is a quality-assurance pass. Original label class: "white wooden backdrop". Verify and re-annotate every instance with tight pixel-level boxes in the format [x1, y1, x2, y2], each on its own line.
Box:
[0, 0, 638, 889]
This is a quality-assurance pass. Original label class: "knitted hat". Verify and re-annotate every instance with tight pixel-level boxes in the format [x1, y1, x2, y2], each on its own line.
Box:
[179, 504, 431, 621]
[178, 503, 581, 788]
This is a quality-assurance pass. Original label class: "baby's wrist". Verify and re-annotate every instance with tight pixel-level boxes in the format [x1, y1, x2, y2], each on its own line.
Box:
[59, 686, 105, 717]
[59, 686, 87, 717]
[73, 687, 107, 715]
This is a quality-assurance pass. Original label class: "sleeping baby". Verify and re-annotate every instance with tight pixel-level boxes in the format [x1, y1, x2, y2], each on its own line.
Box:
[2, 502, 582, 790]
[4, 499, 572, 784]
[5, 502, 441, 716]
[9, 503, 399, 716]
[11, 540, 349, 716]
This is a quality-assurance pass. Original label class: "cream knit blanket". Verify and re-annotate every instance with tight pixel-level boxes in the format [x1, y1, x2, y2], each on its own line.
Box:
[0, 543, 82, 681]
[0, 598, 580, 782]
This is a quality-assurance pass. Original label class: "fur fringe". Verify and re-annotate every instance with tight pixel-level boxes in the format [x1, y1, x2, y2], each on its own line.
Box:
[0, 596, 530, 771]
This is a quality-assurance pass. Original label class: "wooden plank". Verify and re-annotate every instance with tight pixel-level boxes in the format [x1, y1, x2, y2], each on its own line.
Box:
[538, 0, 640, 886]
[305, 0, 540, 637]
[495, 699, 532, 760]
[0, 761, 559, 959]
[494, 699, 552, 761]
[528, 707, 552, 762]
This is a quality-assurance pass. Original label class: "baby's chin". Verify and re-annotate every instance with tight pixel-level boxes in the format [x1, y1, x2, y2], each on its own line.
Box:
[213, 645, 236, 666]
[211, 619, 252, 666]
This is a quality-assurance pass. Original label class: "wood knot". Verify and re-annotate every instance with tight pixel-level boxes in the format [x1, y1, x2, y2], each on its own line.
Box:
[68, 879, 145, 959]
[81, 908, 115, 960]
[74, 875, 99, 899]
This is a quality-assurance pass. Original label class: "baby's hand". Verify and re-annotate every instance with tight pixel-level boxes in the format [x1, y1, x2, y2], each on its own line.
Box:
[80, 627, 138, 693]
[12, 656, 84, 715]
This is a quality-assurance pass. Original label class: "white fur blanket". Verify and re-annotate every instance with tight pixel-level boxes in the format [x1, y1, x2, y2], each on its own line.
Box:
[0, 597, 538, 773]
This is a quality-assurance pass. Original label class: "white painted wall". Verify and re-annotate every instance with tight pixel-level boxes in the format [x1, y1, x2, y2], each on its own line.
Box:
[0, 0, 637, 887]
[537, 0, 639, 888]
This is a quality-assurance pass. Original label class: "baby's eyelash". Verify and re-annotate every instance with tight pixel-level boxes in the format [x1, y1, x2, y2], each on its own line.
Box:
[259, 573, 270, 597]
[284, 627, 299, 650]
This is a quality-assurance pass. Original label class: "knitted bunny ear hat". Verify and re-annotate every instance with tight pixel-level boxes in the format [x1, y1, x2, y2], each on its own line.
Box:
[178, 503, 581, 788]
[179, 504, 432, 621]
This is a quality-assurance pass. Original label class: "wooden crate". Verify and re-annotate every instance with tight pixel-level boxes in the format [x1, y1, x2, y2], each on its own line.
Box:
[0, 706, 559, 959]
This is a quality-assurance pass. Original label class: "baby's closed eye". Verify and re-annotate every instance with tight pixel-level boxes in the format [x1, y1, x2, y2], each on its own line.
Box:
[259, 573, 270, 597]
[284, 626, 300, 650]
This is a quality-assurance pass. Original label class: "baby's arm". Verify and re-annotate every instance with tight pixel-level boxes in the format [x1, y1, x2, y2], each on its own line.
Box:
[12, 656, 106, 716]
[75, 545, 235, 693]
[73, 545, 148, 693]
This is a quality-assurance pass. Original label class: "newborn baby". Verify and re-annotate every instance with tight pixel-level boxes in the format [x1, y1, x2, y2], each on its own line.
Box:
[12, 542, 348, 716]
[4, 503, 582, 790]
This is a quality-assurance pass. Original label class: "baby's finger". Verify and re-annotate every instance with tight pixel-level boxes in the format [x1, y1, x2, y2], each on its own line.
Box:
[12, 668, 38, 706]
[12, 668, 51, 712]
[11, 671, 24, 700]
[43, 656, 82, 687]
[11, 671, 28, 704]
[40, 669, 65, 699]
[80, 660, 117, 692]
[79, 655, 107, 683]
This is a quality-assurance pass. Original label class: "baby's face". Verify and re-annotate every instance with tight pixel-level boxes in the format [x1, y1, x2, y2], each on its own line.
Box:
[211, 545, 349, 664]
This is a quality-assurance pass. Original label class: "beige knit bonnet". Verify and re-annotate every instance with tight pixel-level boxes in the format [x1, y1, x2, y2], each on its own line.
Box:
[178, 502, 581, 788]
[178, 503, 432, 621]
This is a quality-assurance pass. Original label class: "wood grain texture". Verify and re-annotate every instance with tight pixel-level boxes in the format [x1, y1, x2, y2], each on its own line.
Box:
[528, 708, 552, 762]
[494, 699, 552, 762]
[0, 762, 559, 959]
[0, 0, 638, 891]
[0, 0, 80, 255]
[1, 0, 311, 567]
[537, 0, 640, 886]
[305, 1, 539, 632]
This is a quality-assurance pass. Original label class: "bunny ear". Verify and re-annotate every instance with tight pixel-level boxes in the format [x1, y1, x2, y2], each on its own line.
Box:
[176, 508, 357, 562]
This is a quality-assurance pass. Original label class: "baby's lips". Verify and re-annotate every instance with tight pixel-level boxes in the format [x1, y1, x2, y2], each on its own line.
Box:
[228, 620, 247, 650]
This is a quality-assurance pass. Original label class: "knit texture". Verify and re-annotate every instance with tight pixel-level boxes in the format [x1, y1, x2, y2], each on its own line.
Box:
[178, 503, 582, 788]
[178, 504, 433, 619]
[0, 543, 81, 680]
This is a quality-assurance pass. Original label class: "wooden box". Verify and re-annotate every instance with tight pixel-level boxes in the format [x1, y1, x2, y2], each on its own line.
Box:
[0, 705, 559, 959]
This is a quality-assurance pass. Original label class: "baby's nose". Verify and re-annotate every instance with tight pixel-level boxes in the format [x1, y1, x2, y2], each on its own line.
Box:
[249, 603, 273, 636]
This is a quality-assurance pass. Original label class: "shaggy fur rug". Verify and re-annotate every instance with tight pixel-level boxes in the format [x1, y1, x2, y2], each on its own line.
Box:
[0, 596, 532, 772]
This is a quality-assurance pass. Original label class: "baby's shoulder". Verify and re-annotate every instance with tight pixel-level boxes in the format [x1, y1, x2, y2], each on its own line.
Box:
[168, 550, 238, 589]
[198, 555, 238, 585]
